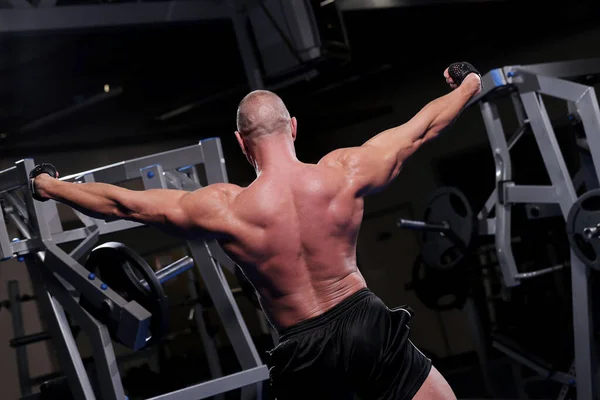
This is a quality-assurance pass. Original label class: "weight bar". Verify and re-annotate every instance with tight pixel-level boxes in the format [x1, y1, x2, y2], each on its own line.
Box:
[583, 224, 600, 240]
[147, 258, 260, 310]
[81, 242, 194, 348]
[397, 218, 465, 250]
[397, 219, 450, 233]
[140, 255, 195, 290]
[398, 187, 475, 271]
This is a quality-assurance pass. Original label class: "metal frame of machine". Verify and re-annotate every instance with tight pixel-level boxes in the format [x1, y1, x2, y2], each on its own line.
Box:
[0, 138, 269, 400]
[470, 58, 600, 400]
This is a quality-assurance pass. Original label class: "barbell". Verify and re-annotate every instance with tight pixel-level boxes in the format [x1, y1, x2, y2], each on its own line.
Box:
[80, 242, 262, 348]
[398, 186, 476, 271]
[395, 187, 475, 311]
[82, 242, 194, 347]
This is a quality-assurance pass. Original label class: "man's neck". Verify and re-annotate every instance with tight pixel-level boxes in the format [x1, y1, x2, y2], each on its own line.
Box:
[250, 135, 298, 175]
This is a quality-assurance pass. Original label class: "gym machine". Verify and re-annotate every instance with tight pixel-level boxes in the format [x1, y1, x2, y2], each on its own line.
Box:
[398, 58, 600, 400]
[0, 137, 269, 399]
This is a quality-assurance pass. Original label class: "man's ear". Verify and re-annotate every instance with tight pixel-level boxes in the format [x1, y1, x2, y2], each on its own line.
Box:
[235, 131, 246, 154]
[291, 117, 297, 141]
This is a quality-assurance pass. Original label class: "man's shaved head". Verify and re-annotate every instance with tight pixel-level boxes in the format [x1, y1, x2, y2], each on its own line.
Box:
[236, 90, 291, 139]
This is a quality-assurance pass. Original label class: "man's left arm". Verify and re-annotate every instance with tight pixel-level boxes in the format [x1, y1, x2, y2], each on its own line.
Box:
[34, 174, 234, 239]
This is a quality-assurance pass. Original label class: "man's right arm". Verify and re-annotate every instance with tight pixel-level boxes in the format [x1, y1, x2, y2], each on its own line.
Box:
[320, 73, 481, 197]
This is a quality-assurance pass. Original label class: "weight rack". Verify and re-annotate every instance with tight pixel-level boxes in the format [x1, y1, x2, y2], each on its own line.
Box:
[468, 58, 600, 400]
[0, 137, 269, 400]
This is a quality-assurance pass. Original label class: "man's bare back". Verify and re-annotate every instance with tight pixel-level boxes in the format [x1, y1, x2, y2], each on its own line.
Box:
[218, 161, 367, 330]
[32, 62, 482, 399]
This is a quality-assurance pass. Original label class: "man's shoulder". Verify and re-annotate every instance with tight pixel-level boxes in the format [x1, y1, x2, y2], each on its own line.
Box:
[208, 183, 244, 197]
[317, 149, 347, 169]
[196, 183, 244, 207]
[317, 148, 367, 174]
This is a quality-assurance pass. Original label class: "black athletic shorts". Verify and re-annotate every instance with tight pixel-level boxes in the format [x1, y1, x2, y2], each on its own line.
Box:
[266, 288, 432, 400]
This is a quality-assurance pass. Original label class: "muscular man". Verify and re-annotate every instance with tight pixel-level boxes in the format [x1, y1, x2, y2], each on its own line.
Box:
[31, 63, 482, 399]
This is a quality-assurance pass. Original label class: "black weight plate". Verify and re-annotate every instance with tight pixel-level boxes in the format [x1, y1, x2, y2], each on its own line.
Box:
[421, 187, 474, 271]
[567, 189, 600, 270]
[411, 256, 470, 311]
[86, 242, 169, 348]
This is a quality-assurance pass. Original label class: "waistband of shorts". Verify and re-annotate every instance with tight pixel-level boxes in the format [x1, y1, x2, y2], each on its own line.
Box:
[278, 288, 373, 339]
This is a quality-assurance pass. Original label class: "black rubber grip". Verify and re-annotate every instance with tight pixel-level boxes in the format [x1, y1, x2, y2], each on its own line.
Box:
[29, 163, 58, 202]
[447, 62, 481, 86]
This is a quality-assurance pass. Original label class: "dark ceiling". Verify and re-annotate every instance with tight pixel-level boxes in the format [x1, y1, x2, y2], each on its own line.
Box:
[0, 0, 597, 156]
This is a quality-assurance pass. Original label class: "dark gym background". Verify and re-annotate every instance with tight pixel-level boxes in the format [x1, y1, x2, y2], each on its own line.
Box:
[0, 0, 599, 398]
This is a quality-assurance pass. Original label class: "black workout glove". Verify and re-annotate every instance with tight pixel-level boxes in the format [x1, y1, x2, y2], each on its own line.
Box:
[29, 163, 58, 202]
[447, 62, 481, 87]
